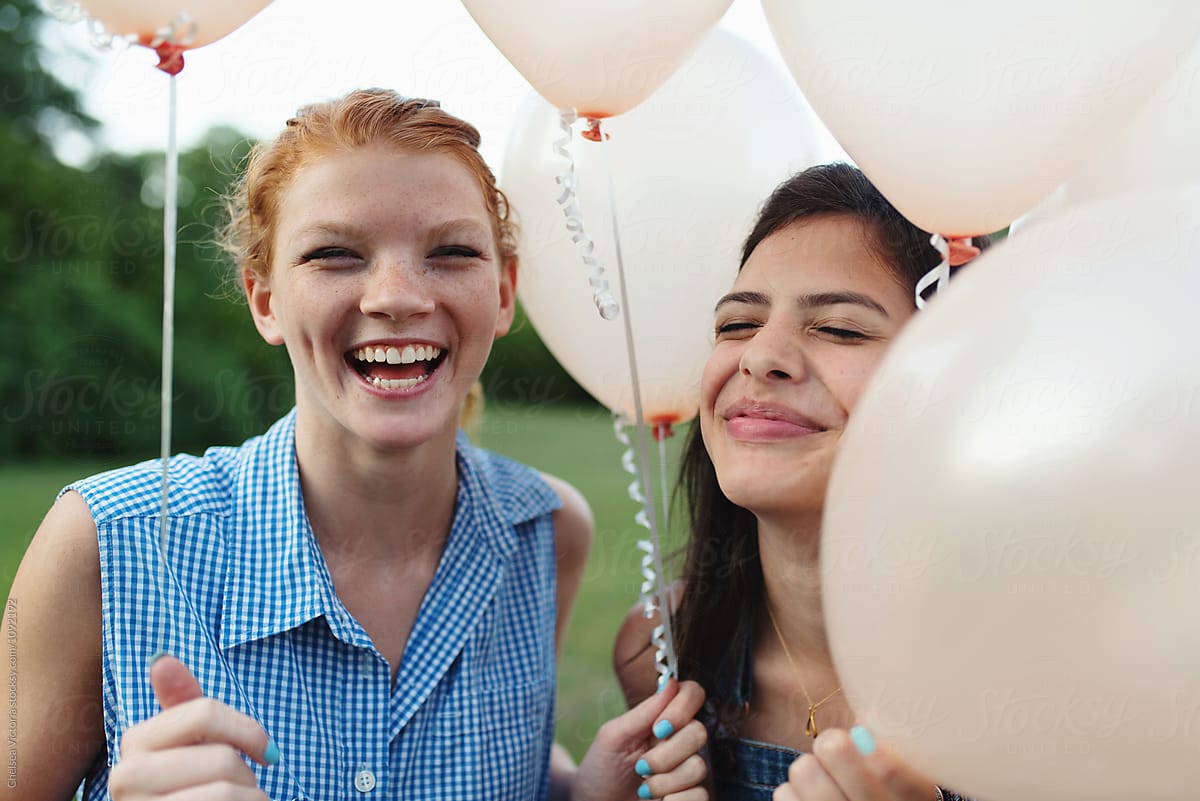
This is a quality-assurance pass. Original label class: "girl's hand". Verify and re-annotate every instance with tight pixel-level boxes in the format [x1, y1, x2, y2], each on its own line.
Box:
[773, 726, 938, 801]
[108, 655, 276, 801]
[572, 678, 709, 801]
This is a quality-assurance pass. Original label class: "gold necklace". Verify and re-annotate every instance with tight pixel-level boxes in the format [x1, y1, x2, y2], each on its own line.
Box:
[765, 599, 842, 738]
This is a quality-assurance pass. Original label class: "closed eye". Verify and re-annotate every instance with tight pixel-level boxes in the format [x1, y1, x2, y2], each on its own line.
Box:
[715, 321, 759, 336]
[817, 326, 869, 340]
[430, 245, 484, 259]
[298, 246, 361, 264]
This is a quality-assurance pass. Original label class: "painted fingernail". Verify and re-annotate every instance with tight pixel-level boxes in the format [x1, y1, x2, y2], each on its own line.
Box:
[656, 674, 669, 694]
[264, 739, 280, 765]
[850, 725, 877, 756]
[652, 719, 674, 740]
[148, 650, 169, 668]
[638, 782, 652, 799]
[635, 758, 652, 777]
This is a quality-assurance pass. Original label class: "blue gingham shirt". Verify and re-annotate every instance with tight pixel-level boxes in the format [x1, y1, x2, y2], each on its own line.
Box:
[69, 410, 562, 800]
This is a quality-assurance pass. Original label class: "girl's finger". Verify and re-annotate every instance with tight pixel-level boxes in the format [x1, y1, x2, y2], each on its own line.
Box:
[664, 787, 709, 801]
[638, 719, 707, 774]
[639, 753, 707, 799]
[646, 680, 706, 742]
[783, 750, 852, 801]
[811, 728, 889, 801]
[108, 743, 262, 796]
[119, 697, 277, 767]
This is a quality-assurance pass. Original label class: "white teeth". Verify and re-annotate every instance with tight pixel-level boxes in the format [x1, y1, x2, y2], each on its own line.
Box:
[353, 344, 443, 363]
[369, 374, 429, 390]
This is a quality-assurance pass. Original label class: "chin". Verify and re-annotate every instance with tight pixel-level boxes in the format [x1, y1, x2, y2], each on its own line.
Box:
[721, 478, 827, 520]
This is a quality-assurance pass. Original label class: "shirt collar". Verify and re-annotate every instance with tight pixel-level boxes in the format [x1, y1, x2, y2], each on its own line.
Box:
[219, 413, 559, 651]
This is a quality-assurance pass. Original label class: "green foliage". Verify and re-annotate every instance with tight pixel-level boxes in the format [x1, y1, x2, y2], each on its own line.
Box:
[2, 125, 294, 460]
[0, 0, 96, 150]
[1, 0, 587, 461]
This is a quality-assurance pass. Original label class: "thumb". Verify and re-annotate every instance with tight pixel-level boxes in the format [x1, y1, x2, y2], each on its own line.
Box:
[607, 678, 678, 740]
[149, 653, 204, 710]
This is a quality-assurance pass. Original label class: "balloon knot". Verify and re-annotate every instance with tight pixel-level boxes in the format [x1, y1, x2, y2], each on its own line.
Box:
[140, 36, 187, 75]
[650, 418, 677, 441]
[946, 236, 981, 267]
[580, 117, 609, 142]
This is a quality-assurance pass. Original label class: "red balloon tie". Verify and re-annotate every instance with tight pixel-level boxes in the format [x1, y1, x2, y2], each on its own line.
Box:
[138, 34, 187, 75]
[580, 117, 609, 142]
[947, 237, 981, 267]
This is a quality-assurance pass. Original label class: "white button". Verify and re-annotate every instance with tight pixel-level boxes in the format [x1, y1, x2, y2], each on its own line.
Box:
[354, 768, 376, 793]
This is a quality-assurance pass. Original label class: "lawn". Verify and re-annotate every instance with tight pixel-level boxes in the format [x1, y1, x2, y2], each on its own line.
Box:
[0, 402, 691, 761]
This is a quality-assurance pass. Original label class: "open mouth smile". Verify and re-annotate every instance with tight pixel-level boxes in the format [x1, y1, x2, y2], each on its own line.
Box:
[347, 343, 447, 390]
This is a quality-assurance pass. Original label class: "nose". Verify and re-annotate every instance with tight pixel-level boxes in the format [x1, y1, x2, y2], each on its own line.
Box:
[738, 321, 807, 383]
[359, 257, 436, 320]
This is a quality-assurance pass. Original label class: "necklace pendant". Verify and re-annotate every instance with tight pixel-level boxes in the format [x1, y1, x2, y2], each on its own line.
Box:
[806, 706, 818, 738]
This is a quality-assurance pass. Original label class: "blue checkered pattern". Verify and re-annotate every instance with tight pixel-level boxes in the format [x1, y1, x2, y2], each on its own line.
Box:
[69, 410, 562, 800]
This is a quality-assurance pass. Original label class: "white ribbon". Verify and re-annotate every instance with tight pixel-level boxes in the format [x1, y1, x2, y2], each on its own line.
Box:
[553, 108, 620, 320]
[915, 232, 951, 310]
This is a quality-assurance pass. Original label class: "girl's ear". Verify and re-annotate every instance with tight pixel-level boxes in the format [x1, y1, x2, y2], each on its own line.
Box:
[494, 255, 518, 338]
[244, 268, 284, 346]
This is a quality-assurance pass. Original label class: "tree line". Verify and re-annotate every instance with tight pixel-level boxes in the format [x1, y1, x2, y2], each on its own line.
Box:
[1, 0, 588, 462]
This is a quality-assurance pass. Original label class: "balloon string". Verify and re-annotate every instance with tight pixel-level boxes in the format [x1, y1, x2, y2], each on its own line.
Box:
[915, 233, 950, 309]
[614, 418, 673, 688]
[916, 234, 979, 308]
[553, 108, 620, 320]
[149, 74, 311, 799]
[155, 72, 179, 665]
[601, 134, 678, 679]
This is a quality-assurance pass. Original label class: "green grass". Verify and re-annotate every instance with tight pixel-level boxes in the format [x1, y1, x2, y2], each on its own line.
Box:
[0, 403, 689, 762]
[477, 402, 690, 756]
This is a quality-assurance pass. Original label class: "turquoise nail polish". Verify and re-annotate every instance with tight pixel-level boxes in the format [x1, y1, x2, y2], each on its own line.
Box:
[638, 782, 652, 799]
[850, 725, 877, 756]
[656, 674, 669, 694]
[148, 650, 169, 668]
[635, 758, 652, 777]
[652, 719, 674, 740]
[264, 740, 280, 765]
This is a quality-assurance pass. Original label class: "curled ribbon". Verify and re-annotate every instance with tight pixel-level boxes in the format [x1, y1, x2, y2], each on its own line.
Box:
[554, 108, 620, 320]
[613, 415, 674, 687]
[915, 234, 979, 309]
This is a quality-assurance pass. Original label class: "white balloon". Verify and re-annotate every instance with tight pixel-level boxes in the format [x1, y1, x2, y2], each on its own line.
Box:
[1021, 39, 1200, 225]
[762, 0, 1200, 236]
[823, 186, 1200, 801]
[502, 28, 821, 423]
[461, 0, 731, 118]
[80, 0, 272, 49]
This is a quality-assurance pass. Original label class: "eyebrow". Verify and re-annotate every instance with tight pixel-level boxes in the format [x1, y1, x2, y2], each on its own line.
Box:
[429, 218, 492, 239]
[714, 289, 889, 318]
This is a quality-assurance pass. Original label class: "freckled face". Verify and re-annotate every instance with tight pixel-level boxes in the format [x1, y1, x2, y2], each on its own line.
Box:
[244, 145, 515, 455]
[700, 216, 915, 517]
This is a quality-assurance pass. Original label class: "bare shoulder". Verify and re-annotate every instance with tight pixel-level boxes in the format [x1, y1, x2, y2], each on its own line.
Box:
[612, 580, 686, 709]
[541, 473, 594, 568]
[541, 473, 594, 652]
[9, 490, 105, 800]
[17, 489, 101, 590]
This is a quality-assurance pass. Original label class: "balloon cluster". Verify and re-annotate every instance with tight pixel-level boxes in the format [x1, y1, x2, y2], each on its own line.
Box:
[475, 2, 1200, 799]
[39, 1, 1200, 797]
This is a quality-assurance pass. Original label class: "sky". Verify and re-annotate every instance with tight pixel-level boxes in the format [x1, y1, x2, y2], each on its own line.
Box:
[41, 0, 847, 170]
